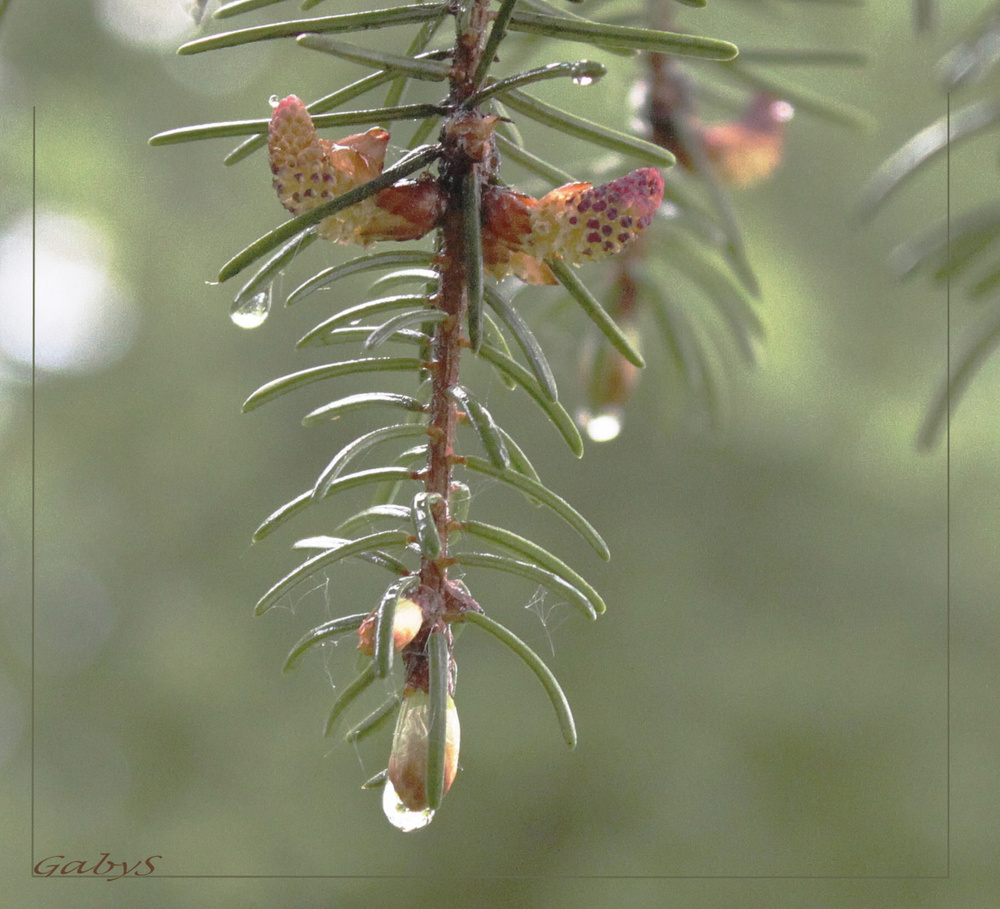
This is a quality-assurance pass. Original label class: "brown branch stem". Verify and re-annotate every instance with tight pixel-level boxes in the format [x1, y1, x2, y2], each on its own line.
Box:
[415, 0, 495, 627]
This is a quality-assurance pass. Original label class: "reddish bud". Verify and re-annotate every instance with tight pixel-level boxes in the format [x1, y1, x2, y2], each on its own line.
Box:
[702, 95, 792, 188]
[367, 178, 443, 242]
[444, 111, 501, 163]
[481, 185, 556, 285]
[480, 169, 664, 284]
[357, 597, 424, 657]
[267, 95, 440, 244]
[528, 168, 664, 264]
[385, 690, 460, 814]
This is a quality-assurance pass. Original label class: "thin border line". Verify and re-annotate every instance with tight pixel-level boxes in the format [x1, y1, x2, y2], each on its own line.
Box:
[30, 104, 37, 876]
[29, 98, 953, 882]
[945, 89, 951, 880]
[36, 874, 952, 882]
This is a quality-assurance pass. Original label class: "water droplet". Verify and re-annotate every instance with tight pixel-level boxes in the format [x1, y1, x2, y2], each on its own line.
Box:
[268, 94, 281, 109]
[579, 408, 623, 443]
[230, 289, 271, 329]
[382, 778, 435, 831]
[772, 100, 795, 123]
[571, 62, 605, 88]
[629, 80, 648, 110]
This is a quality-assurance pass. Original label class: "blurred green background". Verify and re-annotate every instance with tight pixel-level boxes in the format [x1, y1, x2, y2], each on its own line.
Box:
[2, 0, 994, 905]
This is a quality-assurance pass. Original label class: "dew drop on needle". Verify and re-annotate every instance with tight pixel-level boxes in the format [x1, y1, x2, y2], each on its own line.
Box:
[230, 289, 271, 329]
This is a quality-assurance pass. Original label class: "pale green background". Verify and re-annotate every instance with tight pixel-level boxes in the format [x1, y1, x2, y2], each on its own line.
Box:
[1, 0, 993, 906]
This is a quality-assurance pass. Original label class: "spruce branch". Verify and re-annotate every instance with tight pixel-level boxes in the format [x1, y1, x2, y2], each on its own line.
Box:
[155, 0, 868, 831]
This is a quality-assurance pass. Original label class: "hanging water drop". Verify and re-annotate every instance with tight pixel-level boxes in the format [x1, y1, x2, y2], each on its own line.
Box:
[268, 94, 281, 108]
[230, 288, 271, 329]
[382, 777, 435, 831]
[772, 99, 795, 122]
[579, 408, 623, 443]
[570, 61, 605, 88]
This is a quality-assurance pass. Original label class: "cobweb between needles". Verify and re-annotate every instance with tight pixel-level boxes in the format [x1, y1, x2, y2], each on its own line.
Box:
[264, 571, 332, 618]
[524, 586, 570, 658]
